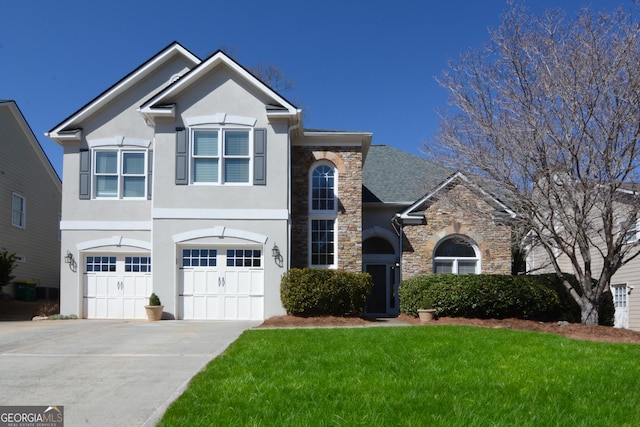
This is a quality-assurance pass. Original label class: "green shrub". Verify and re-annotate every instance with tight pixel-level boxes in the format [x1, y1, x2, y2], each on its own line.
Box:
[399, 273, 615, 325]
[148, 293, 161, 306]
[280, 268, 373, 316]
[399, 274, 561, 321]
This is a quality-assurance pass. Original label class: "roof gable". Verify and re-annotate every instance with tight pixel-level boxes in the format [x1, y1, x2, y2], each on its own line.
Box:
[399, 171, 516, 220]
[47, 41, 200, 142]
[139, 50, 299, 121]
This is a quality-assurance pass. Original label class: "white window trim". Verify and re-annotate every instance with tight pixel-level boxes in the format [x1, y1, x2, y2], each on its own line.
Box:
[433, 236, 481, 275]
[93, 148, 148, 199]
[308, 161, 339, 268]
[189, 126, 253, 185]
[11, 192, 26, 229]
[433, 257, 481, 274]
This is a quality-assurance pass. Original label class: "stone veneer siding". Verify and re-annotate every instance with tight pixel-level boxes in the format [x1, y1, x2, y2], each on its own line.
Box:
[291, 145, 362, 272]
[401, 183, 512, 278]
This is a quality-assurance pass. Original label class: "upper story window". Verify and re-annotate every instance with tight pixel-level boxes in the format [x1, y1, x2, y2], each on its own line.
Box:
[11, 193, 25, 228]
[622, 218, 638, 244]
[433, 236, 479, 274]
[191, 129, 251, 184]
[94, 149, 148, 198]
[309, 162, 338, 268]
[310, 164, 336, 211]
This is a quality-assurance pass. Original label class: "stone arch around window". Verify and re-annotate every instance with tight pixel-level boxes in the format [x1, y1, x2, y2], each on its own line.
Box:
[432, 234, 480, 274]
[308, 151, 347, 174]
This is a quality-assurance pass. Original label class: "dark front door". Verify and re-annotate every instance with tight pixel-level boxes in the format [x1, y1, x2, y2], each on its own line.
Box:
[365, 263, 398, 317]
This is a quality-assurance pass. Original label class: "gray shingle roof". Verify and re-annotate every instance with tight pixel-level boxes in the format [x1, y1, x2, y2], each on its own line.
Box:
[363, 145, 454, 204]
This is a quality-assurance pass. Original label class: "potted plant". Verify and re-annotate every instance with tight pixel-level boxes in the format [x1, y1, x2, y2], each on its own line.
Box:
[417, 296, 436, 323]
[145, 293, 164, 321]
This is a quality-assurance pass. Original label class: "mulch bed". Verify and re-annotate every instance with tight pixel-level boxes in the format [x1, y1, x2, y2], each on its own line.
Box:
[259, 313, 640, 344]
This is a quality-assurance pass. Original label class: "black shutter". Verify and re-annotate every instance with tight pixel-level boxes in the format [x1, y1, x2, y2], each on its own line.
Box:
[176, 128, 188, 185]
[253, 128, 266, 185]
[79, 149, 91, 199]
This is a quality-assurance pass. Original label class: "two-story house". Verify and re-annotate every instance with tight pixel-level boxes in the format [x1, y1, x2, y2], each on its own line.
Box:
[1, 100, 61, 297]
[47, 42, 513, 320]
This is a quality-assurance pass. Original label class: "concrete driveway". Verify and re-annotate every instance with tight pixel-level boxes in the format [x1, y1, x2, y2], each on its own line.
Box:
[0, 319, 258, 426]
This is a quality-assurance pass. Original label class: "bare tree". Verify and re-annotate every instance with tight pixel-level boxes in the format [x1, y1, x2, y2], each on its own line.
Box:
[430, 2, 640, 325]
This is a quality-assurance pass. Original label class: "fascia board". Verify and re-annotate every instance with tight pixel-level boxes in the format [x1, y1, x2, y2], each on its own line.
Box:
[48, 43, 200, 138]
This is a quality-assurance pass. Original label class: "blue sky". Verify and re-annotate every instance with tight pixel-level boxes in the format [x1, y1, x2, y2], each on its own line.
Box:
[1, 0, 631, 177]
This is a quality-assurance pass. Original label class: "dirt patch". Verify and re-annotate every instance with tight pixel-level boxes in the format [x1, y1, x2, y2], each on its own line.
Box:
[259, 313, 640, 344]
[0, 299, 58, 321]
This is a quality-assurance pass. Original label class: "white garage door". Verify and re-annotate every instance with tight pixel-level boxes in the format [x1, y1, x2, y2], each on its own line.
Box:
[180, 248, 264, 320]
[84, 255, 152, 319]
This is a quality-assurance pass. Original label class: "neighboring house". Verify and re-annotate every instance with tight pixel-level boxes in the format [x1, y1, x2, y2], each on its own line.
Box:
[46, 42, 514, 320]
[0, 100, 62, 297]
[526, 195, 640, 331]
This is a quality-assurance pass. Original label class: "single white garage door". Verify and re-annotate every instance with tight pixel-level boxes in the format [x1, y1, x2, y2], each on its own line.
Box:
[180, 248, 264, 320]
[84, 255, 152, 319]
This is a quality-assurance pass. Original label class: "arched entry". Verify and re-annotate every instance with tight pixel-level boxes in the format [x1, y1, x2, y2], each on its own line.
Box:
[363, 234, 399, 317]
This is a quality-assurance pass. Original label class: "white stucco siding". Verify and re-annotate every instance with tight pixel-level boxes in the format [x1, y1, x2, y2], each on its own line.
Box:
[151, 68, 290, 211]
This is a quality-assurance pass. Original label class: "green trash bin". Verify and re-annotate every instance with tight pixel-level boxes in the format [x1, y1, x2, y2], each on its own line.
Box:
[16, 282, 37, 301]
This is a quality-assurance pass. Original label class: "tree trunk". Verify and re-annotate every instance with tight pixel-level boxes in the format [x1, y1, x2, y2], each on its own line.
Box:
[581, 296, 599, 326]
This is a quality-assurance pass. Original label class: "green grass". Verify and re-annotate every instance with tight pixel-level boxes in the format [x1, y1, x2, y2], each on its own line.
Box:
[159, 326, 640, 426]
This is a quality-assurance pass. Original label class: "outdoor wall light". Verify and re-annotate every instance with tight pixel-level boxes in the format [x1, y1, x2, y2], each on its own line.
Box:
[65, 250, 77, 272]
[272, 243, 283, 267]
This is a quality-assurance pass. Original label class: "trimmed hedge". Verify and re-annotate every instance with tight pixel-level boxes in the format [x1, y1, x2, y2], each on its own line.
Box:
[280, 268, 373, 316]
[399, 273, 615, 325]
[399, 274, 561, 321]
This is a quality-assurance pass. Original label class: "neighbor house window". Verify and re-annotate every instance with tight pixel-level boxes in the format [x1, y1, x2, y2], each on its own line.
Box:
[11, 193, 25, 228]
[191, 129, 251, 184]
[94, 150, 147, 198]
[622, 218, 638, 244]
[433, 236, 479, 274]
[309, 162, 338, 267]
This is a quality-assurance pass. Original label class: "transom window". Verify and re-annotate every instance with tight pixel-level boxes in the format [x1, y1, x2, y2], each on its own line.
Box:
[191, 129, 251, 184]
[226, 249, 262, 267]
[433, 236, 479, 274]
[94, 150, 147, 198]
[125, 256, 151, 272]
[309, 162, 338, 268]
[182, 249, 217, 267]
[86, 256, 116, 272]
[11, 193, 25, 228]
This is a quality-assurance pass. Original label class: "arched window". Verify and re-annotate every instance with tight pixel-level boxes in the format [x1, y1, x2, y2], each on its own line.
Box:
[311, 164, 336, 212]
[433, 236, 479, 274]
[309, 162, 338, 267]
[363, 237, 395, 254]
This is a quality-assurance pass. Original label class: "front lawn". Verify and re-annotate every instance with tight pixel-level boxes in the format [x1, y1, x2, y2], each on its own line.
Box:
[159, 326, 640, 426]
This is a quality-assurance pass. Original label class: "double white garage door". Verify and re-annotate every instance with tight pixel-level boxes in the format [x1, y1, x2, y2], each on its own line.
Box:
[180, 248, 264, 320]
[84, 255, 152, 319]
[84, 249, 264, 320]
